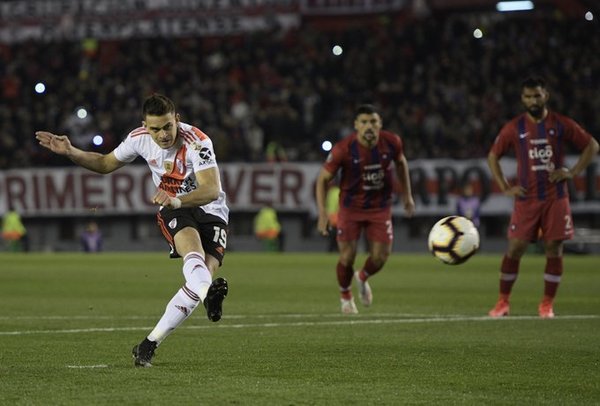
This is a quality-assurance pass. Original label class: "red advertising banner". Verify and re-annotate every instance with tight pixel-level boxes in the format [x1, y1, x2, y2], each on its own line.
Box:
[1, 158, 598, 217]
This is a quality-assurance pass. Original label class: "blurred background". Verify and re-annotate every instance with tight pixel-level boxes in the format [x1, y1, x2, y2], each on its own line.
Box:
[1, 0, 599, 253]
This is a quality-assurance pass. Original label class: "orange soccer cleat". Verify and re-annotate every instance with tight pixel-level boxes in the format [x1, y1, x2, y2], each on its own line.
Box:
[488, 299, 510, 318]
[538, 301, 555, 319]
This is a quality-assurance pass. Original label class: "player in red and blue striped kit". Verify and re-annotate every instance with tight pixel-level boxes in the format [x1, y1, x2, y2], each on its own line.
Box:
[316, 104, 415, 314]
[488, 77, 599, 318]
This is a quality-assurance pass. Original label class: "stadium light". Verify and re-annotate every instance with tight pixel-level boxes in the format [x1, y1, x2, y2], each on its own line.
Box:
[92, 135, 104, 146]
[34, 82, 46, 94]
[496, 1, 534, 12]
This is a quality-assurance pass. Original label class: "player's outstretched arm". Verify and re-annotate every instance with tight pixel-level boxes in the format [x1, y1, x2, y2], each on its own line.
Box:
[36, 131, 125, 174]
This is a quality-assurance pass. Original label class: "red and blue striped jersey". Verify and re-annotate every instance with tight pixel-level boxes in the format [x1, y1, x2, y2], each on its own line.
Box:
[323, 130, 404, 211]
[490, 111, 593, 201]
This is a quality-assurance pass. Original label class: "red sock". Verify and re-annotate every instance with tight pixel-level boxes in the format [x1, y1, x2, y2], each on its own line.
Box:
[336, 262, 354, 298]
[543, 257, 563, 301]
[499, 255, 520, 298]
[359, 257, 383, 281]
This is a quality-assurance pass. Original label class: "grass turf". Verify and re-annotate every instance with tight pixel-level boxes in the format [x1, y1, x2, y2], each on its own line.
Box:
[0, 252, 599, 405]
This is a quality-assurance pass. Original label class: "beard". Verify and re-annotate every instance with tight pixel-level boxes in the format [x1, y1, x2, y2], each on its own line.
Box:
[527, 105, 545, 119]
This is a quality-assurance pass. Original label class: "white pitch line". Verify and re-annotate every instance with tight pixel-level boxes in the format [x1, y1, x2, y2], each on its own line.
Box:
[0, 313, 431, 321]
[66, 364, 109, 369]
[0, 314, 597, 336]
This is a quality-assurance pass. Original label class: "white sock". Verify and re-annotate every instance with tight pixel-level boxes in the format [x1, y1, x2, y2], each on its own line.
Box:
[147, 252, 212, 344]
[182, 252, 212, 302]
[147, 287, 199, 344]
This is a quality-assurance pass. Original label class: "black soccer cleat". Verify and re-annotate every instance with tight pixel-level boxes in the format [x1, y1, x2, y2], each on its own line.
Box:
[132, 338, 157, 367]
[203, 277, 228, 322]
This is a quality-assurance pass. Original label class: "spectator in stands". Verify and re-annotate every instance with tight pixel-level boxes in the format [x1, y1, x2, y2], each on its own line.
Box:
[1, 206, 28, 252]
[80, 221, 103, 253]
[0, 13, 597, 167]
[456, 183, 481, 228]
[254, 205, 284, 252]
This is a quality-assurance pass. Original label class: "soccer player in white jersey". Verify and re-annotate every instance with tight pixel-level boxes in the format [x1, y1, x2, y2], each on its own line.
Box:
[36, 94, 229, 367]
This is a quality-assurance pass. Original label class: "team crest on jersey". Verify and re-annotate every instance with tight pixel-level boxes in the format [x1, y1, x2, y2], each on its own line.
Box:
[198, 147, 214, 164]
[169, 219, 177, 229]
[164, 161, 173, 172]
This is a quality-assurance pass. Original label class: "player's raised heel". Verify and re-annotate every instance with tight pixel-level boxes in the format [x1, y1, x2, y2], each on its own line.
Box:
[132, 338, 157, 367]
[203, 277, 228, 322]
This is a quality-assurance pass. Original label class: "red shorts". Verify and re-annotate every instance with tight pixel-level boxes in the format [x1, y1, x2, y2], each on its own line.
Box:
[336, 207, 393, 243]
[508, 198, 574, 242]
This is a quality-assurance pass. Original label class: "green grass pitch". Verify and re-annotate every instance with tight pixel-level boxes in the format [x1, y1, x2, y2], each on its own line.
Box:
[0, 252, 599, 405]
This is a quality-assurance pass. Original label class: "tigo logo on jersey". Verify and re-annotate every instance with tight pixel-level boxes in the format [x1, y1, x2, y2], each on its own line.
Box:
[529, 145, 553, 161]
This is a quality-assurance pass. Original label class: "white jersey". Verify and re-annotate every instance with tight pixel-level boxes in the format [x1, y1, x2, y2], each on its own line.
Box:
[113, 122, 229, 223]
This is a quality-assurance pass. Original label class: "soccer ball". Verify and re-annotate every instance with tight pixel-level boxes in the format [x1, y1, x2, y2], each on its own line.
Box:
[427, 216, 480, 265]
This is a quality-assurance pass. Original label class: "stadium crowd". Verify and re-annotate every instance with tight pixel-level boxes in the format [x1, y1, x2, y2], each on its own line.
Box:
[1, 12, 598, 169]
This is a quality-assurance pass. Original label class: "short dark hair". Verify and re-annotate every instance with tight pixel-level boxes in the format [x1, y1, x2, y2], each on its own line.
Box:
[142, 93, 175, 117]
[355, 104, 378, 117]
[521, 76, 546, 90]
